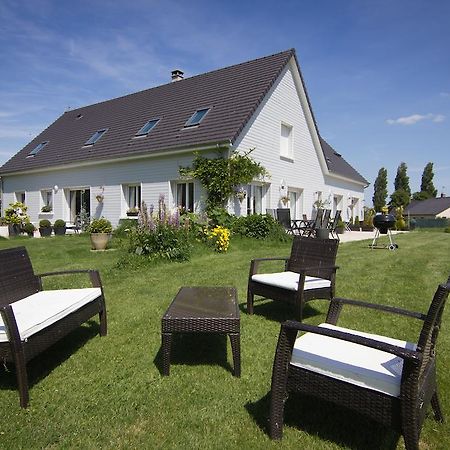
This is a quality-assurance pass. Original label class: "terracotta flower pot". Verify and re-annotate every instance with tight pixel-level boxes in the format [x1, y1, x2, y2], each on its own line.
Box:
[90, 233, 111, 250]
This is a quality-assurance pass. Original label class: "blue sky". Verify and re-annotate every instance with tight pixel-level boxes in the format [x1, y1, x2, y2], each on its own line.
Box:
[1, 0, 449, 205]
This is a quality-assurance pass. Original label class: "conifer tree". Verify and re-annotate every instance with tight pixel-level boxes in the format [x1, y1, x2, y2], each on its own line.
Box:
[390, 162, 411, 207]
[412, 162, 438, 200]
[372, 167, 388, 212]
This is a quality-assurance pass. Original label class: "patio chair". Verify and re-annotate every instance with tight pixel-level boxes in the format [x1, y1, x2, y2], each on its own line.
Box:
[322, 209, 331, 227]
[247, 236, 339, 321]
[276, 208, 298, 235]
[269, 276, 450, 450]
[301, 208, 323, 237]
[328, 210, 342, 240]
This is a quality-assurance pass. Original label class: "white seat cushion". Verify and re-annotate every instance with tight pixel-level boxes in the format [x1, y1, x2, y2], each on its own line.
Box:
[251, 271, 331, 291]
[290, 323, 417, 397]
[0, 288, 102, 342]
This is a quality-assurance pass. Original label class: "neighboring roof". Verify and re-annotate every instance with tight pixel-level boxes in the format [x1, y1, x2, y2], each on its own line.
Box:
[0, 49, 294, 174]
[320, 137, 369, 185]
[404, 197, 450, 215]
[1, 48, 366, 187]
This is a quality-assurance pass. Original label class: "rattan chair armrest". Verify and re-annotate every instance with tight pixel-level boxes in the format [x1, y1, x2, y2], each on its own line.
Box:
[329, 297, 426, 320]
[36, 269, 103, 288]
[282, 321, 422, 362]
[297, 264, 339, 273]
[249, 257, 289, 276]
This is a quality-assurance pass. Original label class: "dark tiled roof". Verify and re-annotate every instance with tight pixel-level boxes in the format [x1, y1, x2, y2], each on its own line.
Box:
[0, 49, 294, 174]
[1, 48, 366, 187]
[404, 197, 450, 215]
[320, 137, 369, 185]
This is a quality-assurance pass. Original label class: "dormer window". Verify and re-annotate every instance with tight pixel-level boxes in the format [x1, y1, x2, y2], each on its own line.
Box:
[27, 141, 49, 157]
[184, 108, 210, 127]
[84, 128, 108, 146]
[136, 119, 160, 136]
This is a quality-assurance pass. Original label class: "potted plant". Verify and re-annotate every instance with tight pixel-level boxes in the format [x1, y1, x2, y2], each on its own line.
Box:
[126, 207, 139, 217]
[127, 206, 139, 217]
[39, 219, 52, 237]
[41, 205, 52, 213]
[23, 222, 36, 237]
[87, 217, 112, 250]
[0, 217, 9, 238]
[335, 219, 345, 234]
[53, 219, 67, 236]
[4, 202, 29, 236]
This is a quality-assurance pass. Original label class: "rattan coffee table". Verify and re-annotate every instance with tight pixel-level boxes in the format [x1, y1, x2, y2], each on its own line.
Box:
[161, 286, 240, 377]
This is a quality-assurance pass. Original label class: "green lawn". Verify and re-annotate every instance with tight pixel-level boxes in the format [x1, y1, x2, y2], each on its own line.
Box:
[0, 232, 449, 449]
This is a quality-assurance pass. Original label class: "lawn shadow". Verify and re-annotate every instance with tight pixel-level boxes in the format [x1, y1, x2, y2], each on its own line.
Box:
[0, 321, 101, 395]
[245, 391, 401, 449]
[154, 333, 233, 375]
[239, 299, 321, 322]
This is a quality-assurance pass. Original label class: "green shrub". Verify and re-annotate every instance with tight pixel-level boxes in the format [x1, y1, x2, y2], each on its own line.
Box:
[4, 202, 29, 225]
[444, 227, 450, 233]
[232, 214, 289, 241]
[125, 197, 191, 262]
[206, 207, 235, 228]
[128, 225, 191, 261]
[39, 219, 52, 228]
[23, 222, 36, 234]
[87, 217, 112, 233]
[114, 219, 139, 238]
[53, 219, 66, 228]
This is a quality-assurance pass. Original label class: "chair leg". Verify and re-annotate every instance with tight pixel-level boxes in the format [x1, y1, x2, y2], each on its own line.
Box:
[431, 390, 444, 422]
[11, 345, 29, 408]
[402, 430, 419, 450]
[247, 288, 254, 314]
[99, 305, 107, 336]
[270, 385, 287, 439]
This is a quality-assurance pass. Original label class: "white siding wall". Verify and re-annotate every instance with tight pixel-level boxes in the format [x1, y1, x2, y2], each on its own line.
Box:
[233, 60, 364, 220]
[1, 152, 207, 227]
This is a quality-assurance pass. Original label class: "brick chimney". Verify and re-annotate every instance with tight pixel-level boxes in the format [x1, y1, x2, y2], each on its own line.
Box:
[171, 69, 184, 82]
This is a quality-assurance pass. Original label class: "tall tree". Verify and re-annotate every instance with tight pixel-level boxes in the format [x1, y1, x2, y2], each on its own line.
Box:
[420, 162, 437, 195]
[390, 162, 411, 207]
[393, 162, 411, 196]
[372, 167, 388, 212]
[412, 162, 438, 200]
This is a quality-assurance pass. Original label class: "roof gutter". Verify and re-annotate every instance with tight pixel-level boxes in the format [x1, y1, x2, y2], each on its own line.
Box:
[0, 140, 232, 177]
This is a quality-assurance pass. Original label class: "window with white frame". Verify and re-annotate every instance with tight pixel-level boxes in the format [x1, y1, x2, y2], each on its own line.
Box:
[246, 184, 263, 215]
[125, 184, 141, 210]
[280, 123, 293, 159]
[176, 182, 194, 212]
[15, 192, 25, 204]
[41, 190, 53, 212]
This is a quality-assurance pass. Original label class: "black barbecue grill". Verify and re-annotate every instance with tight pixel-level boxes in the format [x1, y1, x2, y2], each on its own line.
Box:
[370, 213, 398, 250]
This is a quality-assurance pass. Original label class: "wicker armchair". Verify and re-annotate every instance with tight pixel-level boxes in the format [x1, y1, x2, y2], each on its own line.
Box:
[0, 247, 107, 407]
[269, 276, 450, 449]
[247, 236, 339, 321]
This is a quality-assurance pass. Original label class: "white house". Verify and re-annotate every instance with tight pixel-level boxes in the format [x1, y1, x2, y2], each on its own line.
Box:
[0, 49, 368, 227]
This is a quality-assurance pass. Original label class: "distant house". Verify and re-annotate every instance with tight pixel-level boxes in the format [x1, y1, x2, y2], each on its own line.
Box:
[404, 197, 450, 220]
[0, 49, 368, 227]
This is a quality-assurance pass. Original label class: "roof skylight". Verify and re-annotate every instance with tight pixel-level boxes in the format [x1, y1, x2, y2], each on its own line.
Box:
[184, 108, 210, 127]
[27, 141, 49, 157]
[84, 128, 108, 146]
[136, 119, 160, 136]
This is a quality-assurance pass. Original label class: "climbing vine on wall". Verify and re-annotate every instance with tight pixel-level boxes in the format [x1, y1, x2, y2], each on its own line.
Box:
[179, 149, 269, 211]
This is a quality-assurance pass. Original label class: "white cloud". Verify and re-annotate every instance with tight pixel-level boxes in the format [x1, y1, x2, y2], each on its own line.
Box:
[440, 92, 450, 98]
[386, 113, 445, 125]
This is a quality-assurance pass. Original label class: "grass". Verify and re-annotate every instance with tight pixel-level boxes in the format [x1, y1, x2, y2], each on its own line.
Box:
[0, 231, 449, 449]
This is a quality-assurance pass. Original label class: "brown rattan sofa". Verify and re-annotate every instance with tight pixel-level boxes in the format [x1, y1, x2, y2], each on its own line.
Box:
[247, 236, 339, 321]
[269, 276, 450, 449]
[0, 246, 107, 407]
